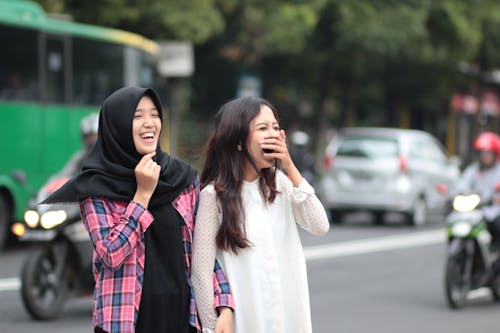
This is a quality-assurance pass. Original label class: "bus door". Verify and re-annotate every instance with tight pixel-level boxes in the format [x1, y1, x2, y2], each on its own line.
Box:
[38, 33, 75, 180]
[40, 33, 72, 104]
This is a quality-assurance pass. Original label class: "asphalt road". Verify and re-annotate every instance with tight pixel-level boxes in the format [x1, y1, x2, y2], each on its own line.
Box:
[0, 212, 498, 333]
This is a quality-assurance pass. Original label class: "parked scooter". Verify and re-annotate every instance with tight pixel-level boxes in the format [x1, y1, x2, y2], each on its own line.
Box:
[11, 175, 94, 320]
[444, 193, 500, 309]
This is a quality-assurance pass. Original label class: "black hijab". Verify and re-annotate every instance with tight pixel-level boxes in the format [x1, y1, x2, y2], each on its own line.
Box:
[43, 86, 196, 207]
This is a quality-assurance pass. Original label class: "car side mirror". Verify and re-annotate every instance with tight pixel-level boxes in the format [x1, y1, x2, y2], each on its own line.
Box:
[11, 169, 27, 185]
[11, 169, 37, 195]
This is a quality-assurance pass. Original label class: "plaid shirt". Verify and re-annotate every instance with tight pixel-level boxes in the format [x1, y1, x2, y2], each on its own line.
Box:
[79, 178, 234, 333]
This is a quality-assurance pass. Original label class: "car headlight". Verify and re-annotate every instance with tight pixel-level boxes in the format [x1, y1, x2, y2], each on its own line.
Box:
[24, 210, 40, 228]
[40, 210, 67, 229]
[451, 222, 472, 237]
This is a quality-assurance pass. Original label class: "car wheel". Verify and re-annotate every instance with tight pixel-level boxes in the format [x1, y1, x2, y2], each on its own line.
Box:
[329, 210, 344, 224]
[410, 197, 427, 227]
[373, 211, 385, 225]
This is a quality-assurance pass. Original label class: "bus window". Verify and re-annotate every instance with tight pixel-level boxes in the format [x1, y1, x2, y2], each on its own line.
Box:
[73, 38, 124, 105]
[0, 26, 38, 101]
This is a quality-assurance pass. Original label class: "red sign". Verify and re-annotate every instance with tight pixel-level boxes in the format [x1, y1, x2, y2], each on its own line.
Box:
[450, 93, 463, 111]
[480, 91, 499, 115]
[462, 95, 479, 114]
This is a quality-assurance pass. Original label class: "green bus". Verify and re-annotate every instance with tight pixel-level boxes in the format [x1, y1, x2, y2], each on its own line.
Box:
[0, 0, 162, 250]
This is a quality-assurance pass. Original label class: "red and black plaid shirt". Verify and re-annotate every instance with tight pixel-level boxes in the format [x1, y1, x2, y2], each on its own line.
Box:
[80, 178, 234, 333]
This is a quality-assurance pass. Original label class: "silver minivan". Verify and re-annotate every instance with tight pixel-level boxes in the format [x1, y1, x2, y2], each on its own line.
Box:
[319, 127, 461, 226]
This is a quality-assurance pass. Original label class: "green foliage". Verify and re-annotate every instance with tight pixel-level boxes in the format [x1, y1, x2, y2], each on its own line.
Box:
[251, 3, 318, 55]
[336, 1, 428, 57]
[222, 1, 323, 64]
[156, 0, 225, 43]
[37, 0, 226, 43]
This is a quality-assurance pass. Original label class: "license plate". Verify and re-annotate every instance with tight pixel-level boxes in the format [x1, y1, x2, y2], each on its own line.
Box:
[19, 230, 56, 241]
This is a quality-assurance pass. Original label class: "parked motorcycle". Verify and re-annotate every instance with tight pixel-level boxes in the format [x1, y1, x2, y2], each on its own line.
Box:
[11, 176, 94, 320]
[444, 193, 500, 309]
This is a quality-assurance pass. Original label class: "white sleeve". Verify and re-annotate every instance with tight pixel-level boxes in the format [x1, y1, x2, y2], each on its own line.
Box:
[278, 172, 330, 236]
[191, 186, 220, 331]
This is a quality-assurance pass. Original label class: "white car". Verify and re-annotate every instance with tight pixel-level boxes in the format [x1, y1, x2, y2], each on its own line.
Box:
[319, 127, 461, 226]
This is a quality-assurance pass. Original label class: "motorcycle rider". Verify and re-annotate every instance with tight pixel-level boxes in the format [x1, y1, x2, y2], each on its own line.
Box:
[49, 113, 98, 181]
[454, 132, 500, 250]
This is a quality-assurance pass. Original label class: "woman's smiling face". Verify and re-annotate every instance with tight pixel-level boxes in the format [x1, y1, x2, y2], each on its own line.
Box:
[132, 95, 162, 155]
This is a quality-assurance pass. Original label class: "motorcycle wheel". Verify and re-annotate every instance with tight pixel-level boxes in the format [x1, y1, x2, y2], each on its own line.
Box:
[0, 195, 10, 251]
[445, 256, 468, 309]
[491, 278, 500, 302]
[21, 244, 68, 320]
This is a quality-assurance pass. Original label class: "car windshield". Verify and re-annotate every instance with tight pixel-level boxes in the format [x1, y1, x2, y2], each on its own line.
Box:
[336, 136, 399, 159]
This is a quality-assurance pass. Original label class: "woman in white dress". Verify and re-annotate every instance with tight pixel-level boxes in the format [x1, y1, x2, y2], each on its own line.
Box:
[192, 96, 330, 333]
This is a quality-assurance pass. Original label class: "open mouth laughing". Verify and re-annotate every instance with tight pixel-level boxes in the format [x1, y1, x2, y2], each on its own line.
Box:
[140, 131, 155, 142]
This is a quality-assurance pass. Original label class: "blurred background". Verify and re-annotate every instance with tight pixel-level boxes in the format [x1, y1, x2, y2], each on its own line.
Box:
[1, 0, 500, 332]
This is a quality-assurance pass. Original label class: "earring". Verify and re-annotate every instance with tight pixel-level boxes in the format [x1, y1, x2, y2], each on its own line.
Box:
[237, 144, 242, 151]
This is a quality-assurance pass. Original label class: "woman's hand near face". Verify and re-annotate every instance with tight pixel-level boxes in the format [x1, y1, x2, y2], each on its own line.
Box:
[261, 130, 303, 186]
[214, 307, 233, 333]
[133, 152, 161, 207]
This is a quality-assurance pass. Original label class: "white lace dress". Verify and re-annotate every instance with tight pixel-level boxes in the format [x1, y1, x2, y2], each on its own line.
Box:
[191, 171, 329, 333]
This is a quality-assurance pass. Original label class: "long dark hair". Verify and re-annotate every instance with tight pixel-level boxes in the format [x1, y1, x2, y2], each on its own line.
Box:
[200, 96, 280, 253]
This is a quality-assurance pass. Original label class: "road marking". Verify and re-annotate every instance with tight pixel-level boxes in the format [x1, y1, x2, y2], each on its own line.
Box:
[0, 278, 20, 292]
[304, 229, 446, 261]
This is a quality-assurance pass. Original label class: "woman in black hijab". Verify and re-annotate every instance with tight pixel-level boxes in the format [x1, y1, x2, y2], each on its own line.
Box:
[44, 87, 234, 333]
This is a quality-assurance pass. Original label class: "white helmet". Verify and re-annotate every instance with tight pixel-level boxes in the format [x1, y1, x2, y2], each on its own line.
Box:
[80, 113, 99, 136]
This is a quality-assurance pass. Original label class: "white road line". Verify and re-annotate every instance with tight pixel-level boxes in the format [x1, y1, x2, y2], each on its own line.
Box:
[0, 278, 20, 292]
[304, 229, 446, 261]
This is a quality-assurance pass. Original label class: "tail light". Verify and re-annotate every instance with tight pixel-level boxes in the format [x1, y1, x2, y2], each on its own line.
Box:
[323, 154, 334, 170]
[399, 155, 408, 174]
[436, 183, 448, 194]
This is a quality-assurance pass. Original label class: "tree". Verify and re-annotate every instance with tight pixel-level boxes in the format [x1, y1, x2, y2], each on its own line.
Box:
[36, 0, 226, 43]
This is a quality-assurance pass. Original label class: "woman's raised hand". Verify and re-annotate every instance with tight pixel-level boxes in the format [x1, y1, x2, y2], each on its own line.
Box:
[261, 130, 303, 186]
[132, 152, 160, 207]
